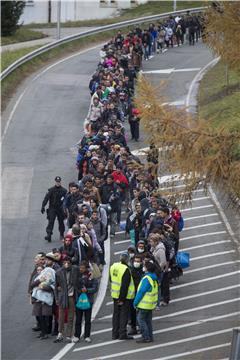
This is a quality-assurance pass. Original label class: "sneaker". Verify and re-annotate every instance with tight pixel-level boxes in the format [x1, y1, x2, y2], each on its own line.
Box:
[40, 335, 49, 340]
[155, 306, 161, 311]
[65, 337, 72, 343]
[128, 328, 137, 335]
[160, 301, 169, 306]
[54, 334, 63, 343]
[71, 336, 80, 343]
[136, 338, 151, 343]
[85, 337, 92, 343]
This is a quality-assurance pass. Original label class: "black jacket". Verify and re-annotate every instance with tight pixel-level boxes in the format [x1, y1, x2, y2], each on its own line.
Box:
[42, 185, 67, 210]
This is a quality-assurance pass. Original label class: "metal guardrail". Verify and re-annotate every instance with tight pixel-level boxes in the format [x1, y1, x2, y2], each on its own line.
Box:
[229, 328, 240, 360]
[0, 6, 207, 81]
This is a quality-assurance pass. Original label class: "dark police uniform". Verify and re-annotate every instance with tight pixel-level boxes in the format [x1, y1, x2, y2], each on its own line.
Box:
[41, 177, 67, 242]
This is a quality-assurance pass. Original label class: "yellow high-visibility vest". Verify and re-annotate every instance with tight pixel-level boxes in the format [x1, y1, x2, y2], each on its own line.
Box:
[136, 275, 158, 310]
[110, 262, 135, 300]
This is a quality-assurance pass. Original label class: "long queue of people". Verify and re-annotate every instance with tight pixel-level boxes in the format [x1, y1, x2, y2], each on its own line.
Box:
[28, 14, 194, 345]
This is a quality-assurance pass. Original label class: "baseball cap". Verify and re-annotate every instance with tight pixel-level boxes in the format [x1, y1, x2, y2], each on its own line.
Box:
[55, 176, 61, 182]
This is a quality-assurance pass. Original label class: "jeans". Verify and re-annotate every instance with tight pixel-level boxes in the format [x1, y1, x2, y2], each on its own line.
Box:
[75, 307, 92, 338]
[137, 309, 153, 341]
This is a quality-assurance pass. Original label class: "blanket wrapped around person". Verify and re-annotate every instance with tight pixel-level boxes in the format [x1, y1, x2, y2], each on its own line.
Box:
[32, 267, 55, 306]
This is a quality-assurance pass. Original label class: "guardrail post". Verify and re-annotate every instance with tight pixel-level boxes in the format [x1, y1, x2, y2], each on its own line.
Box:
[57, 0, 61, 40]
[229, 328, 240, 360]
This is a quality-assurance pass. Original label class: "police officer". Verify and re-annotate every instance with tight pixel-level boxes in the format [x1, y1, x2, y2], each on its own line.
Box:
[110, 251, 135, 340]
[41, 176, 67, 242]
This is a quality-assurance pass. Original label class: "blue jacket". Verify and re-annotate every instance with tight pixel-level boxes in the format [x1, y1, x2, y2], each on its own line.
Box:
[133, 272, 158, 307]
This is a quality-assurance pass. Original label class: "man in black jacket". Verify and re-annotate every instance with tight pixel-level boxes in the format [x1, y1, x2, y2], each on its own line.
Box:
[41, 176, 67, 242]
[101, 174, 121, 236]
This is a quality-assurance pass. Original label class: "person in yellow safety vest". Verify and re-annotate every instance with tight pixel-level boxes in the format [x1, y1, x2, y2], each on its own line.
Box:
[110, 251, 135, 340]
[133, 260, 158, 343]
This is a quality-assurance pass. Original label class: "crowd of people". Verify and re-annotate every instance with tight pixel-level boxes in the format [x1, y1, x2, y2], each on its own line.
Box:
[28, 12, 198, 345]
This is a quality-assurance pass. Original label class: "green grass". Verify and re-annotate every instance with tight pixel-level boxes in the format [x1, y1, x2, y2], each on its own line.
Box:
[1, 45, 44, 72]
[198, 61, 240, 132]
[25, 1, 205, 28]
[1, 28, 47, 45]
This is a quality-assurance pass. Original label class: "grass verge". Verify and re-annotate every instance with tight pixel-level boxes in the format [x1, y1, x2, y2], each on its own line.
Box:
[24, 1, 204, 28]
[1, 28, 47, 46]
[1, 45, 43, 72]
[198, 60, 240, 133]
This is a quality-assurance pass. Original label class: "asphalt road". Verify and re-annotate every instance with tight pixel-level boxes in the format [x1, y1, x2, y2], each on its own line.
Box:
[2, 39, 239, 360]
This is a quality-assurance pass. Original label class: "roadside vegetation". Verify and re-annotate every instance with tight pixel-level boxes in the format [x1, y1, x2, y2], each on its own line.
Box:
[134, 1, 240, 203]
[24, 1, 204, 28]
[1, 45, 43, 71]
[1, 28, 47, 46]
[198, 61, 240, 132]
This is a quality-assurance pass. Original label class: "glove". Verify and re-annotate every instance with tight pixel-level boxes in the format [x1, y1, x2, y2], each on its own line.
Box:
[41, 207, 45, 214]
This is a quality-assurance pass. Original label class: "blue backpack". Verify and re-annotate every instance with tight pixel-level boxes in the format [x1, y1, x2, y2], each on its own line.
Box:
[178, 216, 184, 232]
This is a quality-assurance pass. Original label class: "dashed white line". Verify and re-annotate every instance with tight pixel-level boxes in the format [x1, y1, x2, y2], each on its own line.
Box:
[152, 343, 231, 360]
[170, 270, 240, 290]
[97, 297, 240, 321]
[181, 204, 214, 212]
[181, 230, 227, 241]
[180, 239, 231, 252]
[85, 328, 234, 359]
[74, 312, 238, 352]
[184, 260, 240, 274]
[182, 221, 222, 231]
[184, 213, 218, 221]
[106, 283, 240, 307]
[191, 250, 236, 261]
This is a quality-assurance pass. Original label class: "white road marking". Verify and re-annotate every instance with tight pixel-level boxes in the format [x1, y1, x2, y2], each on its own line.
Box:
[86, 328, 234, 359]
[97, 297, 240, 321]
[143, 67, 201, 75]
[184, 213, 218, 221]
[191, 250, 236, 261]
[186, 56, 220, 111]
[152, 343, 231, 360]
[74, 312, 238, 352]
[114, 230, 227, 246]
[182, 221, 222, 231]
[184, 260, 240, 274]
[181, 230, 227, 241]
[176, 196, 210, 204]
[170, 270, 240, 290]
[106, 283, 240, 307]
[181, 204, 214, 212]
[115, 230, 125, 235]
[172, 285, 240, 303]
[2, 88, 28, 140]
[180, 240, 231, 251]
[209, 186, 239, 246]
[2, 167, 33, 219]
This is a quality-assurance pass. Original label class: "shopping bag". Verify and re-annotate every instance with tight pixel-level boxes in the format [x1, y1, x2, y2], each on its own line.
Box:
[176, 252, 190, 269]
[129, 229, 135, 245]
[120, 221, 126, 231]
[76, 293, 91, 310]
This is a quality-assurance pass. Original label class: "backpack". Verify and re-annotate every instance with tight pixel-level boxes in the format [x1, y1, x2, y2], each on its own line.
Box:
[162, 237, 175, 262]
[178, 216, 184, 232]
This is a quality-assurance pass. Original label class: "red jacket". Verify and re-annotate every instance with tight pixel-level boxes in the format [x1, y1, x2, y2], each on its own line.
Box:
[111, 170, 129, 190]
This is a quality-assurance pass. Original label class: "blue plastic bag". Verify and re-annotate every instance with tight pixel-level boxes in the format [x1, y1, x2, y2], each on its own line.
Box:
[76, 292, 91, 310]
[120, 221, 126, 231]
[176, 252, 190, 269]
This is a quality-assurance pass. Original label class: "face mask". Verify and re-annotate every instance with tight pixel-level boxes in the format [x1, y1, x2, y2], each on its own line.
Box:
[129, 253, 135, 259]
[138, 248, 144, 253]
[142, 266, 147, 272]
[133, 262, 141, 269]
